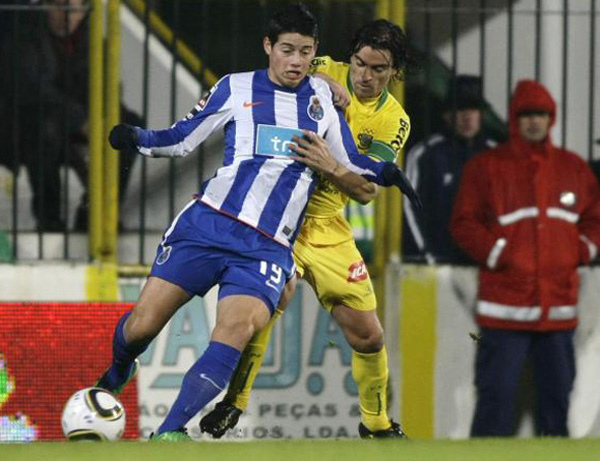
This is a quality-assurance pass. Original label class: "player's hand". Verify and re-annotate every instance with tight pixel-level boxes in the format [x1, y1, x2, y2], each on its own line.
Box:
[329, 80, 351, 109]
[382, 163, 423, 210]
[109, 123, 139, 152]
[314, 72, 351, 109]
[290, 131, 339, 175]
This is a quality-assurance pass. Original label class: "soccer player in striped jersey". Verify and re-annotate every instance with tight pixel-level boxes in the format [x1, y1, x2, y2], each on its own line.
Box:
[96, 4, 420, 441]
[201, 19, 414, 439]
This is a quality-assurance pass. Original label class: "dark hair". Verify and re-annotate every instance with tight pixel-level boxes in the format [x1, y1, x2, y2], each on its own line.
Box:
[349, 19, 417, 81]
[266, 3, 318, 45]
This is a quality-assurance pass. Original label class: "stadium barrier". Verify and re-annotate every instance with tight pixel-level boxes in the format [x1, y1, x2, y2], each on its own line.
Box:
[2, 263, 600, 441]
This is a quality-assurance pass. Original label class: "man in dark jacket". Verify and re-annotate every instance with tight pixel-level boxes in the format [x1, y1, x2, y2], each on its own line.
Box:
[0, 0, 140, 231]
[404, 75, 495, 264]
[451, 80, 600, 437]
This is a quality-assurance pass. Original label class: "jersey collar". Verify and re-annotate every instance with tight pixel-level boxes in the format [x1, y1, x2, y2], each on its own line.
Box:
[261, 68, 311, 94]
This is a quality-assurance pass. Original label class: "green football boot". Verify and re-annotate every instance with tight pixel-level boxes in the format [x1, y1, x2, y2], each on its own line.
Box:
[150, 429, 192, 442]
[94, 359, 140, 396]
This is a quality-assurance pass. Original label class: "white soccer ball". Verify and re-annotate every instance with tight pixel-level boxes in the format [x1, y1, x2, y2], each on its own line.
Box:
[61, 387, 126, 441]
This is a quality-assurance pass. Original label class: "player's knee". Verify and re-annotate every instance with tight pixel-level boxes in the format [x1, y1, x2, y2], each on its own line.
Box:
[348, 326, 384, 353]
[218, 309, 269, 344]
[213, 318, 256, 346]
[124, 310, 162, 344]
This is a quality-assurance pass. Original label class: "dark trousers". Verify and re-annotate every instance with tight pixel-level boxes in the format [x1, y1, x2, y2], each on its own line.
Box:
[470, 328, 575, 437]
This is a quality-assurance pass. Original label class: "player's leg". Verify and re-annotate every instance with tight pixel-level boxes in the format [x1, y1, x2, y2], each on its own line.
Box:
[156, 294, 271, 436]
[531, 330, 575, 436]
[98, 202, 206, 395]
[297, 236, 403, 437]
[330, 303, 400, 435]
[470, 328, 531, 437]
[226, 275, 297, 404]
[331, 299, 407, 438]
[201, 260, 302, 438]
[158, 234, 294, 439]
[96, 277, 192, 394]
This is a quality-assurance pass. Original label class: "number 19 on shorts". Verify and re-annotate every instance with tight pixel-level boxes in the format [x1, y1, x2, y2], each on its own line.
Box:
[259, 261, 283, 290]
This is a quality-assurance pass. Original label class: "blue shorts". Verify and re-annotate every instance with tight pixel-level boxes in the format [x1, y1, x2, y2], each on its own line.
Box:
[149, 201, 295, 314]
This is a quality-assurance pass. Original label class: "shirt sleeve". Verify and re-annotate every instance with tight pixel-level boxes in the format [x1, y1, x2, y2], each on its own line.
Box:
[367, 110, 411, 163]
[136, 75, 234, 157]
[324, 107, 389, 185]
[450, 155, 503, 266]
[577, 161, 600, 263]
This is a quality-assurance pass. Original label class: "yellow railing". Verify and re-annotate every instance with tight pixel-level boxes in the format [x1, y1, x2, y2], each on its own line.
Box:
[88, 0, 104, 262]
[124, 0, 219, 86]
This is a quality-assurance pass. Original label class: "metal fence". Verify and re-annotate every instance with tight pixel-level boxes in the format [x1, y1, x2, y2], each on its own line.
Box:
[0, 1, 94, 261]
[1, 0, 599, 265]
[402, 0, 600, 264]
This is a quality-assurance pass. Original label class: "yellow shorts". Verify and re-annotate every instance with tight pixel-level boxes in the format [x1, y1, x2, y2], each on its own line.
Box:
[293, 216, 376, 313]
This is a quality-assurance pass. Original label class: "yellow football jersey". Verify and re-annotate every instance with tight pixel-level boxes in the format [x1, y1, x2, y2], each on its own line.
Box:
[305, 56, 411, 219]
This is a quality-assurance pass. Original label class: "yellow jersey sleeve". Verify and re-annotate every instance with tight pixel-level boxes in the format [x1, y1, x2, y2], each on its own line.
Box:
[310, 56, 349, 87]
[364, 102, 411, 163]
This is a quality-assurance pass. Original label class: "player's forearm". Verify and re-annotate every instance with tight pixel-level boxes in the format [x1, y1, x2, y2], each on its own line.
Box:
[324, 163, 378, 204]
[137, 127, 190, 158]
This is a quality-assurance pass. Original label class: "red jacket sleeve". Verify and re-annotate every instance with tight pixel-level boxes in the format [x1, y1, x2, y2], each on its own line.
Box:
[577, 160, 600, 263]
[450, 154, 503, 267]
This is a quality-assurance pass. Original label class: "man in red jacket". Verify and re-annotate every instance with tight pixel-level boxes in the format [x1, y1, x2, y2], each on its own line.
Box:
[451, 80, 600, 437]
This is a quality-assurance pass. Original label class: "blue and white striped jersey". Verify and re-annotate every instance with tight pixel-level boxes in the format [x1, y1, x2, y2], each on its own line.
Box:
[137, 69, 388, 247]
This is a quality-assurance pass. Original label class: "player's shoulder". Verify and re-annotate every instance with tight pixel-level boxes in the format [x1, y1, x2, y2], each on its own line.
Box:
[308, 75, 336, 105]
[310, 56, 331, 68]
[382, 91, 410, 121]
[311, 55, 349, 84]
[227, 71, 255, 87]
[311, 55, 348, 72]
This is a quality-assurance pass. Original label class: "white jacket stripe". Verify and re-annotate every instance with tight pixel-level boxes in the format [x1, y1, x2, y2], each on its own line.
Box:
[498, 207, 539, 225]
[546, 207, 579, 223]
[478, 301, 577, 322]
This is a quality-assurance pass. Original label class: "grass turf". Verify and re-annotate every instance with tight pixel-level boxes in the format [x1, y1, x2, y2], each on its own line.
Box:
[2, 438, 600, 461]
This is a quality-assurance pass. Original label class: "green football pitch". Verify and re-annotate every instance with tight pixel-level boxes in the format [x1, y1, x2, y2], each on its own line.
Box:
[3, 438, 600, 461]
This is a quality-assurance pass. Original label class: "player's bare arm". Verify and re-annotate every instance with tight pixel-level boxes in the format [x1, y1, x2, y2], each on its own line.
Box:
[291, 130, 377, 204]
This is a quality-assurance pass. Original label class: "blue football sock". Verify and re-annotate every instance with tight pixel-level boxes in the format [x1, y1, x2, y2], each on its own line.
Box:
[105, 311, 149, 389]
[157, 341, 241, 434]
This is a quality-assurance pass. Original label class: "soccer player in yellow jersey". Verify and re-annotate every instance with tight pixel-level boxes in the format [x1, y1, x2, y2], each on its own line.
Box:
[201, 19, 414, 439]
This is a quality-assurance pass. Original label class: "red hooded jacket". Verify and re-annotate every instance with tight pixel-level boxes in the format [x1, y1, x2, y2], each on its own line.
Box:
[450, 80, 600, 331]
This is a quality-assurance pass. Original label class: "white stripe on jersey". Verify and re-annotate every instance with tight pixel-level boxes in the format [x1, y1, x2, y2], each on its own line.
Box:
[201, 161, 243, 209]
[238, 159, 291, 228]
[274, 89, 299, 128]
[231, 73, 255, 157]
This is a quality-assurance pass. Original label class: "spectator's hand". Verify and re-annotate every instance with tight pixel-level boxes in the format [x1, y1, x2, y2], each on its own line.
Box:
[109, 124, 139, 151]
[382, 163, 423, 209]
